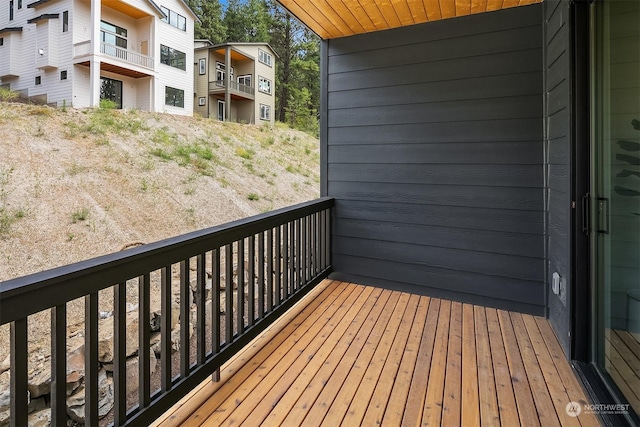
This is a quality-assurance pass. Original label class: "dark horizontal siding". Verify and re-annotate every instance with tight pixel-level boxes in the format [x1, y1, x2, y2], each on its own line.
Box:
[544, 0, 572, 354]
[324, 4, 545, 314]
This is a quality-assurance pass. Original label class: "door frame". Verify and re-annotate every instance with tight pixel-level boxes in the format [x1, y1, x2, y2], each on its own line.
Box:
[571, 1, 640, 424]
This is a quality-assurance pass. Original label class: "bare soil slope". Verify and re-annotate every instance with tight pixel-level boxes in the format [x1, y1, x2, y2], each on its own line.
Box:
[0, 102, 320, 358]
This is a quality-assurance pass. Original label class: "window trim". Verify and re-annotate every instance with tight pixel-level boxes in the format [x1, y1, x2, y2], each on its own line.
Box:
[160, 6, 187, 31]
[35, 76, 41, 85]
[258, 49, 272, 67]
[165, 86, 184, 108]
[160, 44, 186, 71]
[259, 103, 271, 121]
[60, 70, 67, 80]
[0, 38, 4, 47]
[238, 74, 252, 88]
[62, 11, 68, 32]
[258, 76, 272, 95]
[198, 96, 205, 106]
[100, 20, 127, 49]
[9, 0, 14, 21]
[198, 58, 206, 75]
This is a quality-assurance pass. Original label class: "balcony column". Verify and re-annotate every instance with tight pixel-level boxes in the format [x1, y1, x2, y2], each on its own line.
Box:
[225, 46, 231, 122]
[89, 0, 101, 107]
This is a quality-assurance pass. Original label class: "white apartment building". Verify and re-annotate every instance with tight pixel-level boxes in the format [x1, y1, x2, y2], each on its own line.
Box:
[194, 41, 277, 125]
[0, 0, 196, 115]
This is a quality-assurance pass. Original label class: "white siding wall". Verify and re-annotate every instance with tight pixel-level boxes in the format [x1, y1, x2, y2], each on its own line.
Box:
[1, 0, 194, 115]
[154, 0, 194, 115]
[0, 0, 75, 105]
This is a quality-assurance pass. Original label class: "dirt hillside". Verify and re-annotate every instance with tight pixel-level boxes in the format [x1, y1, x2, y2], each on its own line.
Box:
[0, 102, 320, 359]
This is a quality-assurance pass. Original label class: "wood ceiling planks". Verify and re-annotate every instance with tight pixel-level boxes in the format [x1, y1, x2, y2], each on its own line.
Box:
[277, 0, 542, 39]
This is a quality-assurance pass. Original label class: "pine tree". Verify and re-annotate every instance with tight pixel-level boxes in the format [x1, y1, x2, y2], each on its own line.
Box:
[187, 0, 227, 44]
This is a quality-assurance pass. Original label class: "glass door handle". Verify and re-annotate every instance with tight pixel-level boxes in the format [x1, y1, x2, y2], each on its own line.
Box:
[597, 197, 610, 234]
[582, 194, 590, 235]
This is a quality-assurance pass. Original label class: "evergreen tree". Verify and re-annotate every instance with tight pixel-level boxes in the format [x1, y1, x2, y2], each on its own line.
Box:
[187, 0, 226, 44]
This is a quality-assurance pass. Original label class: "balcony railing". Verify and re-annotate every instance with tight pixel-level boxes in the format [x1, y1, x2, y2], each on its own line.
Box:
[209, 80, 255, 97]
[101, 42, 153, 70]
[74, 41, 154, 70]
[0, 198, 333, 427]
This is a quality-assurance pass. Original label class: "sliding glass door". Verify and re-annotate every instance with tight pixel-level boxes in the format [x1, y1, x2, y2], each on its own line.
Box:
[592, 0, 640, 415]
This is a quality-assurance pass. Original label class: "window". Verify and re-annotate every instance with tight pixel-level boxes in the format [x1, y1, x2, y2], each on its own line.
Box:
[260, 104, 271, 121]
[258, 49, 272, 67]
[258, 76, 271, 95]
[160, 6, 186, 31]
[165, 86, 184, 108]
[62, 11, 68, 32]
[238, 74, 252, 88]
[217, 100, 225, 121]
[160, 45, 186, 70]
[198, 97, 205, 106]
[9, 1, 14, 21]
[100, 21, 127, 49]
[0, 38, 3, 47]
[35, 76, 41, 85]
[198, 58, 206, 75]
[215, 62, 234, 83]
[60, 70, 67, 80]
[100, 77, 122, 109]
[18, 0, 22, 9]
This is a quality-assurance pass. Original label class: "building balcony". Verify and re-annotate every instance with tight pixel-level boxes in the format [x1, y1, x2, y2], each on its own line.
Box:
[209, 80, 255, 100]
[0, 197, 600, 427]
[74, 41, 154, 76]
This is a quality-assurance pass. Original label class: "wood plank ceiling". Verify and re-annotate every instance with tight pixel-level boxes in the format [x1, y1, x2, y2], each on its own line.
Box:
[276, 0, 542, 39]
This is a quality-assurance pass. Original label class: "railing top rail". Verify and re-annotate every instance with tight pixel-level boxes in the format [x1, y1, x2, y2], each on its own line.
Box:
[0, 197, 334, 325]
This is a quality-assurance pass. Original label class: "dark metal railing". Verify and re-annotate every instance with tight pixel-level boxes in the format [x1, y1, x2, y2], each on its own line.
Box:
[0, 198, 333, 427]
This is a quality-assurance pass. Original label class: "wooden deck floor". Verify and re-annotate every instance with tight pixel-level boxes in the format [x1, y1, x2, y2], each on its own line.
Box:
[154, 280, 600, 426]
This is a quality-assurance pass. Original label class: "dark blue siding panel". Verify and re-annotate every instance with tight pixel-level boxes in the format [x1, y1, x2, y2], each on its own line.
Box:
[325, 4, 545, 314]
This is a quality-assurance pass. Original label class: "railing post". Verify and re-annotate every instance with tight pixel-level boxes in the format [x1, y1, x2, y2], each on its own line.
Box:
[10, 319, 28, 427]
[139, 274, 151, 409]
[160, 268, 172, 392]
[51, 304, 67, 426]
[180, 260, 190, 378]
[114, 282, 127, 425]
[85, 293, 99, 427]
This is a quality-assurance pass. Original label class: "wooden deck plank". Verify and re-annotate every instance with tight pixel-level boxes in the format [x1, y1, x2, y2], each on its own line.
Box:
[535, 317, 601, 427]
[300, 290, 404, 426]
[441, 301, 463, 426]
[486, 308, 520, 427]
[510, 312, 560, 427]
[605, 333, 640, 406]
[498, 310, 541, 427]
[320, 292, 415, 426]
[245, 287, 386, 426]
[151, 279, 341, 427]
[422, 299, 452, 426]
[213, 285, 375, 426]
[462, 303, 481, 427]
[277, 289, 395, 426]
[402, 298, 440, 426]
[188, 282, 364, 426]
[521, 314, 581, 427]
[343, 292, 416, 425]
[156, 281, 598, 427]
[378, 296, 431, 425]
[474, 306, 500, 426]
